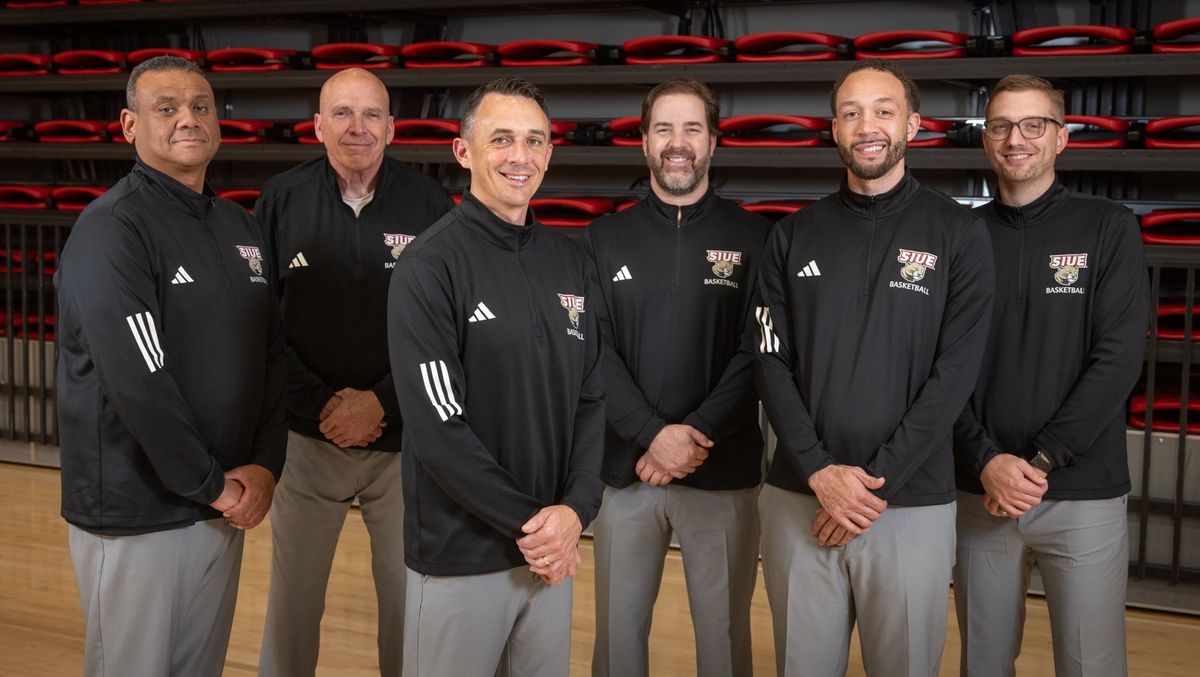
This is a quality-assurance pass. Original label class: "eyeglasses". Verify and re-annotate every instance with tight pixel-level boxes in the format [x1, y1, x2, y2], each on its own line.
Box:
[982, 116, 1064, 141]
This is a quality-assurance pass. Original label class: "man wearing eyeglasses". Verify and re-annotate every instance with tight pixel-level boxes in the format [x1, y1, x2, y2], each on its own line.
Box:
[953, 74, 1149, 677]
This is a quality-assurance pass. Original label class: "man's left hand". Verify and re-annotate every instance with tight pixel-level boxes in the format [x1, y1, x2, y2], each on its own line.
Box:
[811, 507, 857, 547]
[319, 388, 386, 448]
[222, 464, 276, 529]
[516, 505, 583, 583]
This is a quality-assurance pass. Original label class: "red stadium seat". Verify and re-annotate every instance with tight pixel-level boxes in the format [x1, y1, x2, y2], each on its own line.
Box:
[605, 116, 642, 146]
[0, 249, 56, 275]
[853, 30, 969, 59]
[53, 50, 127, 74]
[34, 120, 109, 143]
[52, 186, 106, 211]
[742, 200, 812, 220]
[0, 54, 51, 77]
[550, 121, 581, 146]
[0, 121, 28, 142]
[312, 43, 402, 70]
[1141, 209, 1200, 245]
[13, 314, 56, 341]
[107, 120, 128, 143]
[718, 115, 829, 147]
[623, 36, 730, 64]
[1011, 25, 1135, 56]
[5, 1, 69, 7]
[497, 40, 604, 67]
[128, 48, 206, 65]
[909, 118, 956, 148]
[0, 185, 52, 209]
[1153, 301, 1200, 340]
[207, 48, 298, 72]
[392, 119, 460, 145]
[1128, 390, 1200, 434]
[77, 0, 145, 4]
[219, 119, 276, 144]
[1064, 115, 1129, 148]
[218, 189, 261, 212]
[1145, 116, 1200, 149]
[1152, 17, 1200, 53]
[734, 32, 847, 62]
[291, 120, 320, 145]
[400, 42, 494, 68]
[530, 197, 614, 227]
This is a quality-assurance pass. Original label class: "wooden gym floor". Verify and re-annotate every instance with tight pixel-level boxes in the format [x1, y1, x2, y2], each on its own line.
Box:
[2, 463, 1198, 676]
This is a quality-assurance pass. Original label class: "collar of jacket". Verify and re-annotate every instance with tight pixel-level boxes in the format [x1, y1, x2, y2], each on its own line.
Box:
[644, 185, 717, 226]
[836, 169, 920, 218]
[987, 181, 1068, 228]
[318, 155, 391, 203]
[459, 189, 538, 250]
[132, 157, 216, 218]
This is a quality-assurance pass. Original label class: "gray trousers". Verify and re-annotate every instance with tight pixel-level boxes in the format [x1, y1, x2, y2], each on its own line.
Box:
[402, 565, 573, 677]
[69, 518, 244, 677]
[591, 482, 759, 677]
[759, 484, 956, 677]
[260, 431, 406, 677]
[953, 492, 1129, 677]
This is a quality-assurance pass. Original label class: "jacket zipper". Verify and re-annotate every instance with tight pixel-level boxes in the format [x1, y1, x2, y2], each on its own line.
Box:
[201, 199, 232, 291]
[516, 235, 544, 338]
[1017, 208, 1026, 306]
[863, 196, 877, 299]
[674, 205, 683, 288]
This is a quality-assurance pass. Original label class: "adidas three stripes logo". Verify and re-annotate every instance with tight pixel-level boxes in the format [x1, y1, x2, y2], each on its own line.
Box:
[612, 265, 632, 282]
[169, 266, 194, 285]
[419, 360, 463, 422]
[467, 302, 496, 323]
[288, 252, 310, 269]
[797, 260, 822, 277]
[126, 311, 165, 373]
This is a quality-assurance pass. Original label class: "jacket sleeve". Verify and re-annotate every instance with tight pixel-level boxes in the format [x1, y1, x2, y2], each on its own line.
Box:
[864, 218, 995, 499]
[1032, 212, 1149, 470]
[953, 398, 1002, 477]
[387, 254, 544, 538]
[250, 271, 289, 479]
[560, 263, 607, 528]
[58, 211, 225, 505]
[254, 189, 336, 420]
[753, 221, 837, 479]
[582, 231, 667, 448]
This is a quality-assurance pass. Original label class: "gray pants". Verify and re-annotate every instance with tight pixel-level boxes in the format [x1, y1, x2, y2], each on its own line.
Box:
[953, 492, 1129, 677]
[591, 482, 759, 677]
[402, 565, 573, 677]
[69, 518, 244, 677]
[759, 484, 956, 677]
[260, 431, 406, 677]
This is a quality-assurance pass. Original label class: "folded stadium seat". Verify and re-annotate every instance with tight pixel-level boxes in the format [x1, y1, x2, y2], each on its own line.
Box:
[1145, 116, 1200, 149]
[909, 117, 956, 147]
[615, 198, 639, 212]
[14, 314, 55, 341]
[1128, 389, 1200, 434]
[718, 115, 830, 147]
[218, 189, 261, 212]
[107, 120, 128, 143]
[0, 185, 52, 209]
[853, 30, 969, 59]
[530, 197, 614, 228]
[0, 121, 28, 142]
[0, 54, 51, 77]
[451, 194, 463, 205]
[1153, 301, 1200, 340]
[53, 50, 128, 74]
[605, 116, 643, 146]
[1, 251, 57, 275]
[497, 39, 609, 66]
[550, 121, 581, 146]
[77, 0, 144, 5]
[1141, 209, 1200, 245]
[1152, 17, 1200, 53]
[5, 1, 68, 7]
[734, 32, 848, 62]
[128, 48, 206, 66]
[392, 119, 460, 145]
[1064, 115, 1129, 148]
[1011, 25, 1135, 56]
[623, 35, 730, 64]
[291, 120, 320, 145]
[207, 48, 298, 72]
[312, 43, 402, 70]
[742, 200, 812, 220]
[219, 119, 276, 144]
[52, 186, 106, 211]
[400, 42, 494, 68]
[34, 120, 109, 142]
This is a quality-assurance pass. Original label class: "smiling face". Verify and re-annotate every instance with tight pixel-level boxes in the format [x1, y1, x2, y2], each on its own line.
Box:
[452, 93, 552, 225]
[831, 68, 919, 190]
[643, 92, 716, 203]
[984, 88, 1067, 189]
[315, 68, 394, 179]
[120, 68, 220, 191]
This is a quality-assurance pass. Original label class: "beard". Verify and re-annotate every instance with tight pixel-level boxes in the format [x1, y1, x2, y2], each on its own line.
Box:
[649, 146, 712, 196]
[838, 136, 907, 181]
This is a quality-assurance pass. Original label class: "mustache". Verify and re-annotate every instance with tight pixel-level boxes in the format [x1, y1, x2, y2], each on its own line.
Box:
[659, 147, 696, 161]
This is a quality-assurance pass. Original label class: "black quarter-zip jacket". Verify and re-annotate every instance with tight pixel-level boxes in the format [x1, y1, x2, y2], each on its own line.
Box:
[255, 157, 454, 451]
[56, 159, 287, 535]
[585, 189, 770, 490]
[755, 171, 994, 506]
[387, 191, 605, 576]
[954, 183, 1149, 500]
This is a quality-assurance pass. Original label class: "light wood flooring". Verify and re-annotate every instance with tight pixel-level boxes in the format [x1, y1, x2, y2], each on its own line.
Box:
[2, 463, 1197, 676]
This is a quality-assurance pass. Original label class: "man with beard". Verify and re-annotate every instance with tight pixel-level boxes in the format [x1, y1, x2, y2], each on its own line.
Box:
[255, 68, 453, 677]
[585, 77, 770, 677]
[753, 59, 994, 675]
[387, 76, 605, 676]
[953, 74, 1148, 677]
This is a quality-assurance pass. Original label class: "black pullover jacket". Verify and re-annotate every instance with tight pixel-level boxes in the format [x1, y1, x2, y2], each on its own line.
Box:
[584, 189, 770, 490]
[57, 159, 287, 535]
[387, 192, 606, 576]
[955, 183, 1149, 500]
[256, 156, 453, 451]
[754, 171, 994, 506]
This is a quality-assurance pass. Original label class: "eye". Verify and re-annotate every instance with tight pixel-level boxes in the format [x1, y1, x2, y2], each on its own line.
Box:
[528, 137, 543, 147]
[492, 136, 511, 146]
[843, 111, 860, 120]
[158, 106, 176, 115]
[877, 109, 894, 118]
[193, 105, 209, 114]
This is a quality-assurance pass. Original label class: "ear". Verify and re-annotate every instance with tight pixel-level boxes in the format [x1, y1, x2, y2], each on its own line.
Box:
[544, 136, 553, 171]
[1054, 121, 1068, 156]
[385, 114, 396, 145]
[707, 131, 717, 155]
[906, 112, 921, 142]
[641, 132, 650, 159]
[313, 113, 324, 144]
[830, 116, 839, 145]
[452, 137, 471, 170]
[119, 109, 136, 143]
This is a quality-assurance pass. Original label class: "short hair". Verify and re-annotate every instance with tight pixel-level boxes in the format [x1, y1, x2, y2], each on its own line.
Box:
[460, 76, 550, 138]
[126, 55, 205, 110]
[987, 74, 1066, 121]
[639, 76, 720, 136]
[829, 58, 921, 116]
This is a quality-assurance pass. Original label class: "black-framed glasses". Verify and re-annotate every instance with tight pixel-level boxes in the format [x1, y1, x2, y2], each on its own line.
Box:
[982, 116, 1064, 141]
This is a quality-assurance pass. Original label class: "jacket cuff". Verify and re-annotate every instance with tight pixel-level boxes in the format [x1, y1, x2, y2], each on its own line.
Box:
[682, 411, 717, 442]
[291, 384, 337, 421]
[371, 379, 402, 421]
[635, 415, 668, 450]
[1032, 429, 1072, 469]
[973, 445, 1002, 477]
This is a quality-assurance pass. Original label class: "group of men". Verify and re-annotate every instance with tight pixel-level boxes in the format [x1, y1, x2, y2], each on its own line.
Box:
[55, 53, 1146, 677]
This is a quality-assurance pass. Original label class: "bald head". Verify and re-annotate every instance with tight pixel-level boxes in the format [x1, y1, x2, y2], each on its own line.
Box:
[315, 68, 394, 181]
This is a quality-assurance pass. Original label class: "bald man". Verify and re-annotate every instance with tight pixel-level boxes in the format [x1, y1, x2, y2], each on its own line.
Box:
[256, 68, 454, 677]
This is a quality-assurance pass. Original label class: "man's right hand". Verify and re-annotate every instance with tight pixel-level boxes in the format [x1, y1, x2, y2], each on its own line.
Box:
[806, 464, 887, 535]
[319, 394, 342, 421]
[646, 424, 712, 478]
[979, 453, 1048, 517]
[209, 478, 244, 514]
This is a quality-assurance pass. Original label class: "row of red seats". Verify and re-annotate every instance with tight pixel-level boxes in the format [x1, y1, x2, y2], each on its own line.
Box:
[0, 311, 55, 341]
[0, 20, 1197, 76]
[0, 185, 256, 212]
[3, 115, 1197, 149]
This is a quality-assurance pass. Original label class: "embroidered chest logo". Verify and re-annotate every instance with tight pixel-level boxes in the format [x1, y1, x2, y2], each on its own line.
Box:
[557, 293, 586, 341]
[236, 245, 267, 284]
[889, 248, 938, 296]
[705, 250, 743, 288]
[1048, 253, 1088, 295]
[383, 233, 415, 269]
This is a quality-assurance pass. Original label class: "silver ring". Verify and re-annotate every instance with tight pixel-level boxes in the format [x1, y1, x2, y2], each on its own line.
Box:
[999, 509, 1009, 516]
[541, 556, 550, 566]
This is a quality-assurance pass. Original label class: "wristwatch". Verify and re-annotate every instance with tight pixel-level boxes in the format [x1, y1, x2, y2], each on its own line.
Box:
[1029, 449, 1053, 476]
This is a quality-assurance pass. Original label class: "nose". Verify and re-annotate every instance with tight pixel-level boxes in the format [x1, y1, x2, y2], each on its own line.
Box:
[176, 106, 199, 129]
[1005, 123, 1026, 145]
